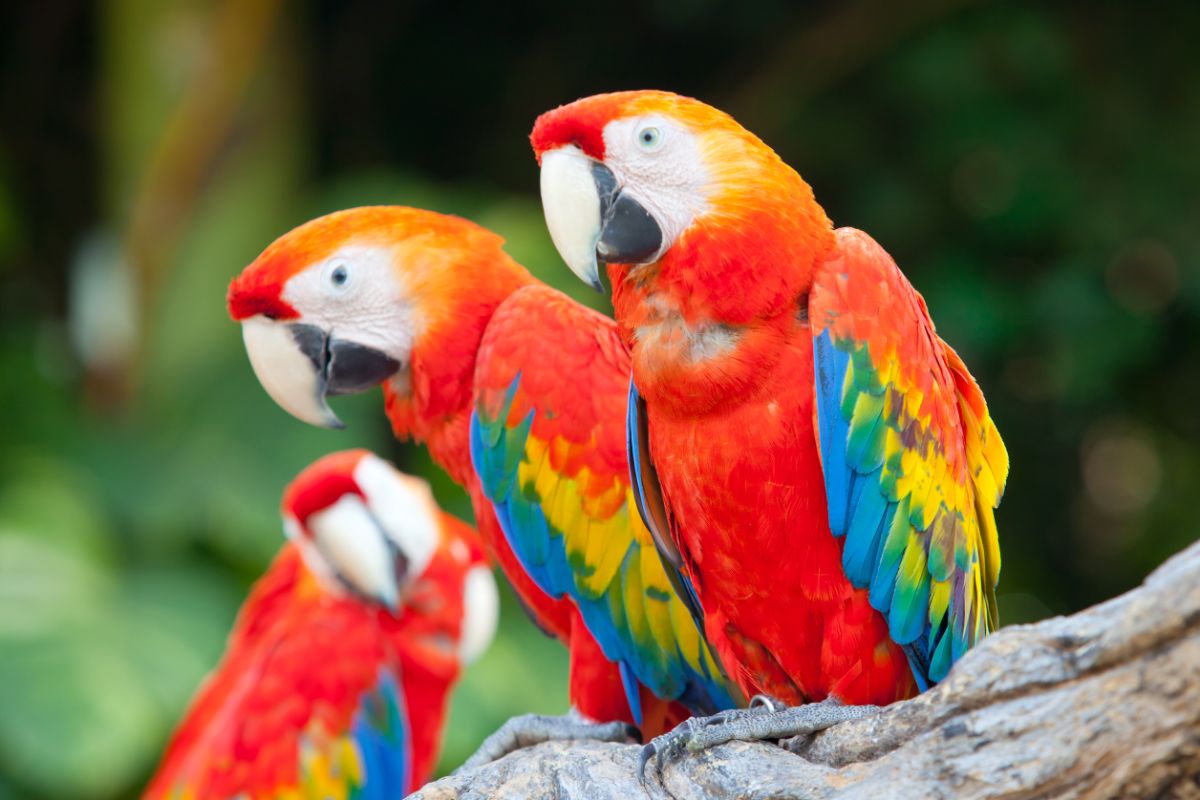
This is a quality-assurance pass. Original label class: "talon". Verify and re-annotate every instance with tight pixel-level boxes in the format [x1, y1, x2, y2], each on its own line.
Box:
[637, 741, 657, 782]
[749, 694, 784, 713]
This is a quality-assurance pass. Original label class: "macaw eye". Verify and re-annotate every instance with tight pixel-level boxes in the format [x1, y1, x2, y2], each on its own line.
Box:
[636, 125, 663, 152]
[329, 264, 349, 288]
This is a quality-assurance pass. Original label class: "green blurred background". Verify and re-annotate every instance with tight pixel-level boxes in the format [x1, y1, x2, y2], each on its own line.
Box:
[1, 1, 1198, 797]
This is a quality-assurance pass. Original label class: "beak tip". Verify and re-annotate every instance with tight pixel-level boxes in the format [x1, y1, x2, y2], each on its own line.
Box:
[317, 404, 346, 430]
[381, 586, 402, 614]
[300, 396, 345, 430]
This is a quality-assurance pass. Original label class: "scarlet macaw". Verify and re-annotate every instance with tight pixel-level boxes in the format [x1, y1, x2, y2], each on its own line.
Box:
[144, 449, 498, 798]
[531, 91, 1009, 765]
[225, 207, 737, 762]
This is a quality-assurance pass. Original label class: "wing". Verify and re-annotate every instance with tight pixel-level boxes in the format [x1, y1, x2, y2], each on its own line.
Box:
[144, 547, 412, 799]
[627, 379, 706, 631]
[810, 228, 1009, 688]
[470, 284, 736, 721]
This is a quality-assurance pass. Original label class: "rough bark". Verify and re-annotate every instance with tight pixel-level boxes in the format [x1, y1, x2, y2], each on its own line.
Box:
[415, 540, 1200, 800]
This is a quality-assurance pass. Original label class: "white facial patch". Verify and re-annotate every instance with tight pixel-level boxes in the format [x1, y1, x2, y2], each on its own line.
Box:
[602, 115, 712, 252]
[306, 495, 399, 609]
[458, 564, 499, 665]
[280, 243, 417, 367]
[353, 454, 440, 581]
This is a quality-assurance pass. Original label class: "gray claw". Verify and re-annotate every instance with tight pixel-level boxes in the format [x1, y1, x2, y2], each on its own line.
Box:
[637, 741, 657, 782]
[636, 713, 714, 784]
[457, 711, 636, 773]
[748, 694, 785, 712]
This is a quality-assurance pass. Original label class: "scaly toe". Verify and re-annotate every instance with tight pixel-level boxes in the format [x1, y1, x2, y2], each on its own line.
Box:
[686, 701, 881, 751]
[458, 713, 638, 774]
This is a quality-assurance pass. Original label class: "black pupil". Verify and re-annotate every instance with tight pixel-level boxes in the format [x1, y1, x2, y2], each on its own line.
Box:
[332, 267, 347, 285]
[642, 131, 653, 142]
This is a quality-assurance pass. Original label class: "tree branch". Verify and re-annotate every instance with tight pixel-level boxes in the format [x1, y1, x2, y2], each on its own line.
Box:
[415, 539, 1200, 799]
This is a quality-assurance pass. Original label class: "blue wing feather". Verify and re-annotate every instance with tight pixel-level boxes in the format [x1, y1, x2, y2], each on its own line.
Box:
[349, 672, 410, 799]
[618, 661, 643, 726]
[843, 478, 890, 587]
[815, 335, 854, 536]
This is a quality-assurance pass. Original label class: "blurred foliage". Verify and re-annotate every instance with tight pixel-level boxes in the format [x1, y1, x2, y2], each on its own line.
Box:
[0, 1, 1197, 798]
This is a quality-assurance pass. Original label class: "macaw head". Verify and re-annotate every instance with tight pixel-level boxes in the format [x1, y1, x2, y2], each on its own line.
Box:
[281, 449, 443, 612]
[228, 206, 529, 429]
[280, 449, 498, 664]
[531, 91, 834, 320]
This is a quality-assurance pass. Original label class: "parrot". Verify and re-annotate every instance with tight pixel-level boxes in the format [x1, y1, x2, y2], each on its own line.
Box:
[224, 206, 738, 764]
[143, 448, 499, 799]
[530, 90, 1009, 768]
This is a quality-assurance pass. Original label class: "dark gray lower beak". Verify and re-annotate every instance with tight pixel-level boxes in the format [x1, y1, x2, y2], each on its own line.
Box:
[591, 162, 664, 276]
[291, 324, 402, 399]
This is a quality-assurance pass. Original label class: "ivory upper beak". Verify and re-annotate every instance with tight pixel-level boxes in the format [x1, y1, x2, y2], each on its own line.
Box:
[539, 146, 604, 292]
[241, 316, 344, 429]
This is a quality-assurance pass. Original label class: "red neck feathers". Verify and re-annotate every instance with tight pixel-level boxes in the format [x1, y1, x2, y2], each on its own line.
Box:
[381, 232, 532, 484]
[610, 162, 835, 414]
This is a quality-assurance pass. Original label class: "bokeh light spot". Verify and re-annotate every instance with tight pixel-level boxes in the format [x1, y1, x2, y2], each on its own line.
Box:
[1105, 239, 1179, 315]
[1081, 424, 1162, 516]
[951, 146, 1018, 219]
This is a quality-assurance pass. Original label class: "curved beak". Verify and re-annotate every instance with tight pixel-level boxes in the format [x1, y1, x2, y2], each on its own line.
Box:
[539, 146, 663, 293]
[305, 496, 407, 612]
[241, 316, 401, 429]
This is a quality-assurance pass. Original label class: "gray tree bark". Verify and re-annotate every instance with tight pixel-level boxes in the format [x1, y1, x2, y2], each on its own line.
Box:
[415, 539, 1200, 800]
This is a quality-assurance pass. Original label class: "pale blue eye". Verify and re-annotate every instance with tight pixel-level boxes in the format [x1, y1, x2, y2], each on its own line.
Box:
[637, 126, 662, 151]
[330, 265, 349, 287]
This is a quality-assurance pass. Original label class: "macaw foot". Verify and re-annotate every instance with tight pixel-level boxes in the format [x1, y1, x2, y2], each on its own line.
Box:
[637, 696, 879, 782]
[456, 709, 637, 773]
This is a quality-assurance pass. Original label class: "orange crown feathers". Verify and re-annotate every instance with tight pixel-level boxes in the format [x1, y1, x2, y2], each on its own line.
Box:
[530, 90, 744, 160]
[227, 206, 517, 321]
